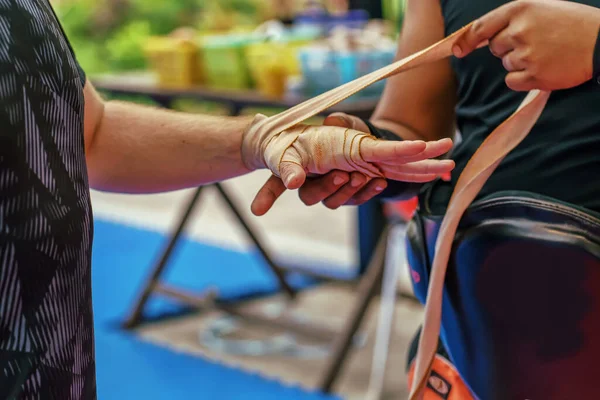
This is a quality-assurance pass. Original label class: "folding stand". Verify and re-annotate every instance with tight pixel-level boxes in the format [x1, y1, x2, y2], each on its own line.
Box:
[93, 76, 392, 393]
[121, 181, 392, 392]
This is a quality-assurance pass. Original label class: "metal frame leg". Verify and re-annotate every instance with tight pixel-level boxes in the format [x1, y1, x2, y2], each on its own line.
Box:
[366, 222, 404, 400]
[122, 187, 204, 329]
[319, 224, 391, 393]
[215, 183, 296, 299]
[122, 181, 298, 330]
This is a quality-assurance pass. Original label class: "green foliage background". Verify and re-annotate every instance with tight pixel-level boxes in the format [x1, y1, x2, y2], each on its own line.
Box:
[54, 0, 268, 76]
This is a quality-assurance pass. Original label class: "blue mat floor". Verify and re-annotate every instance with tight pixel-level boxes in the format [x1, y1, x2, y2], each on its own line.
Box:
[92, 218, 342, 399]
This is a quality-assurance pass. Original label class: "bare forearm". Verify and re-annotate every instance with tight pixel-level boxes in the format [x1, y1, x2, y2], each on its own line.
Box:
[86, 101, 254, 194]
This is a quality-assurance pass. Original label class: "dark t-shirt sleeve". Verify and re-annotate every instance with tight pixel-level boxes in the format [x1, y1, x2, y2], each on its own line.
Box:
[64, 37, 86, 87]
[47, 1, 86, 87]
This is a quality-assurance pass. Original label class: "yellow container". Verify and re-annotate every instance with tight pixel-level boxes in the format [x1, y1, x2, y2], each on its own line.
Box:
[198, 34, 260, 90]
[144, 37, 201, 89]
[246, 38, 311, 98]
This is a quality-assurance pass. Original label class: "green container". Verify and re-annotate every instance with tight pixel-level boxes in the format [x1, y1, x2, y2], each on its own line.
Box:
[382, 0, 406, 33]
[199, 34, 261, 90]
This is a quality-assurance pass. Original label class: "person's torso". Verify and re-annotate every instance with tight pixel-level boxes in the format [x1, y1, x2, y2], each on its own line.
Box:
[0, 0, 95, 398]
[428, 0, 600, 214]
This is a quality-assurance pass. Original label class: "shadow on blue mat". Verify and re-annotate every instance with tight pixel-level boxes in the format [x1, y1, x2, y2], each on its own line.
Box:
[92, 218, 345, 399]
[96, 331, 341, 400]
[92, 219, 356, 328]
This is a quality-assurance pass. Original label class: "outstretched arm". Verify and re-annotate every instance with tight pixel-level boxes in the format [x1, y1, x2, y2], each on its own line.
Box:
[83, 83, 254, 194]
[82, 82, 454, 199]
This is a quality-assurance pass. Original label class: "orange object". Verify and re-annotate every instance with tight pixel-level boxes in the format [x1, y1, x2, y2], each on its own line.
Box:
[408, 355, 475, 400]
[388, 197, 418, 221]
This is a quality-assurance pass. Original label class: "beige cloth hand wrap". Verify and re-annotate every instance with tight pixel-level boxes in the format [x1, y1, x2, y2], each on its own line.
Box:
[242, 116, 382, 178]
[242, 20, 551, 400]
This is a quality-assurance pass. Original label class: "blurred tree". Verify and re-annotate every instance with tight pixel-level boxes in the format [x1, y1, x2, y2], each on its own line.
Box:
[55, 0, 273, 74]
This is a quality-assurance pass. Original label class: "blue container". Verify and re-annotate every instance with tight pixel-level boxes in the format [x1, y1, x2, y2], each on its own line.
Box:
[327, 9, 370, 31]
[295, 9, 370, 35]
[294, 10, 329, 35]
[299, 47, 396, 98]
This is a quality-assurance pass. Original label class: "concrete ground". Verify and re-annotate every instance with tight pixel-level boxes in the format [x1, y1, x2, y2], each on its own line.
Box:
[91, 168, 422, 399]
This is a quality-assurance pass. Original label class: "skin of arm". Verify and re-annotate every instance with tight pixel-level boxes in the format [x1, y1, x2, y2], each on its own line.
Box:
[83, 83, 254, 194]
[369, 0, 457, 142]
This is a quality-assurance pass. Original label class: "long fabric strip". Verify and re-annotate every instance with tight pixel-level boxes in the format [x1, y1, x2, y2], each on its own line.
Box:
[408, 89, 549, 399]
[255, 21, 551, 400]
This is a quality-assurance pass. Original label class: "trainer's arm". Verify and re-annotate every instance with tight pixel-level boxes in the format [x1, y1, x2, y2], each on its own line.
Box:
[83, 83, 253, 194]
[369, 0, 457, 142]
[295, 0, 457, 208]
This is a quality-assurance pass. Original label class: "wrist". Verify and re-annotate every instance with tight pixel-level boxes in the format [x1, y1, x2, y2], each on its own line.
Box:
[241, 114, 270, 171]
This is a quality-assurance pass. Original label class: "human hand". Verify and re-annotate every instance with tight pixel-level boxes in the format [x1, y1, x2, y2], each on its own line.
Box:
[452, 0, 600, 91]
[246, 113, 455, 216]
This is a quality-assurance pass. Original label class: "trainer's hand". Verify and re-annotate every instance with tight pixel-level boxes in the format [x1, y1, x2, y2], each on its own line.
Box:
[297, 113, 383, 210]
[452, 0, 600, 91]
[250, 113, 455, 216]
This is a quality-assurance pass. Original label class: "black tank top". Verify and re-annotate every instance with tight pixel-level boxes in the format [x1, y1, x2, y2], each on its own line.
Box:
[427, 0, 600, 214]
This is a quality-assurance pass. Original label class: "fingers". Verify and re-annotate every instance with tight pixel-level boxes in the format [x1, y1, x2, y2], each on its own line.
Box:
[298, 171, 386, 210]
[488, 28, 516, 58]
[381, 159, 456, 178]
[392, 138, 454, 164]
[342, 178, 388, 207]
[384, 173, 438, 183]
[322, 173, 376, 209]
[505, 70, 538, 91]
[360, 138, 428, 162]
[251, 175, 287, 216]
[502, 50, 529, 73]
[453, 2, 517, 58]
[324, 112, 370, 132]
[361, 137, 453, 164]
[298, 171, 350, 206]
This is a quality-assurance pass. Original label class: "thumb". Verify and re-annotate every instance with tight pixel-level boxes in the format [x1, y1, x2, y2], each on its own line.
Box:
[452, 4, 514, 58]
[280, 162, 307, 190]
[250, 175, 287, 216]
[324, 112, 369, 132]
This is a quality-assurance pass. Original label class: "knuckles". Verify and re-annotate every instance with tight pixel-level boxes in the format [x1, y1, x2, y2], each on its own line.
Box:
[470, 19, 488, 45]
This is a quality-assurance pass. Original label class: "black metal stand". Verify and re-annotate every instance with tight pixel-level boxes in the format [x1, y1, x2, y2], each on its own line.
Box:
[123, 183, 296, 330]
